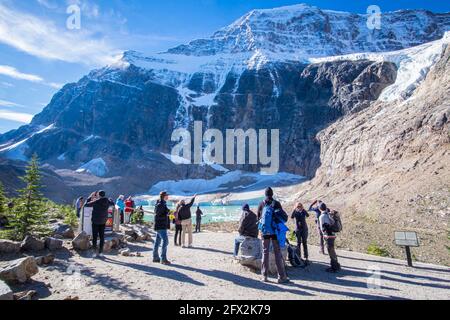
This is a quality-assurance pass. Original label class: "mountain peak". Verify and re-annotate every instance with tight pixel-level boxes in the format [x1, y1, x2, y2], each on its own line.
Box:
[167, 5, 450, 58]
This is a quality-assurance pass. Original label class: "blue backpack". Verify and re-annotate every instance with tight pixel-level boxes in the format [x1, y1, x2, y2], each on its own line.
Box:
[258, 202, 276, 235]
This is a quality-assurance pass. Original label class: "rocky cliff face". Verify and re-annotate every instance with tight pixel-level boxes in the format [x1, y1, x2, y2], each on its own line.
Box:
[0, 4, 449, 201]
[294, 45, 450, 265]
[0, 59, 397, 179]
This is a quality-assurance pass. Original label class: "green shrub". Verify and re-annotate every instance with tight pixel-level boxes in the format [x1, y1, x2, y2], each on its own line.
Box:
[131, 209, 145, 225]
[367, 243, 390, 257]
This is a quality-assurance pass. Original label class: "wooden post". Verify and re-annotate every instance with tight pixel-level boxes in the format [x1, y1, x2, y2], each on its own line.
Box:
[405, 246, 413, 267]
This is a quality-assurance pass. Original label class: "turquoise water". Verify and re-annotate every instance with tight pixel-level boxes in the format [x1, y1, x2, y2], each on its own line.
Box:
[141, 196, 265, 224]
[143, 204, 252, 224]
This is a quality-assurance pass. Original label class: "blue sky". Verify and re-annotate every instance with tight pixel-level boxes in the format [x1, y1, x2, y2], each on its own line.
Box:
[0, 0, 449, 133]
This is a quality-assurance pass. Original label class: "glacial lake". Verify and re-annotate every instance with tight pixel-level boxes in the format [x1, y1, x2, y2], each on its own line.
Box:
[142, 198, 264, 224]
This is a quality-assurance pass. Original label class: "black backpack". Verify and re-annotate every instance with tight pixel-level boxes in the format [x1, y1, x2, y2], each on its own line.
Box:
[287, 244, 305, 268]
[329, 210, 343, 233]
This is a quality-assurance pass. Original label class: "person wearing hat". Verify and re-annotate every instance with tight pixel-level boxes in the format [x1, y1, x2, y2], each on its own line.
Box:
[318, 203, 341, 273]
[309, 200, 326, 255]
[85, 190, 115, 258]
[153, 191, 171, 264]
[257, 187, 290, 284]
[234, 204, 258, 257]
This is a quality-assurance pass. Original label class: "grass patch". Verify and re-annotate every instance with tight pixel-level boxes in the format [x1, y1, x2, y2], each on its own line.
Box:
[367, 243, 390, 257]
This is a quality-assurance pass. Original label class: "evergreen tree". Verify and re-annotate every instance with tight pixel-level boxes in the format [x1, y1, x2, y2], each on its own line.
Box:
[0, 181, 6, 216]
[9, 154, 49, 240]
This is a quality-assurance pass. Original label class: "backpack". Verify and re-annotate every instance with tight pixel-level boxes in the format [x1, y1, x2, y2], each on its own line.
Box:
[287, 244, 305, 268]
[329, 210, 343, 233]
[258, 202, 276, 235]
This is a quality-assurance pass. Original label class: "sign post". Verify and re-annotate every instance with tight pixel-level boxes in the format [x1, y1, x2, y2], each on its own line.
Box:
[394, 231, 420, 267]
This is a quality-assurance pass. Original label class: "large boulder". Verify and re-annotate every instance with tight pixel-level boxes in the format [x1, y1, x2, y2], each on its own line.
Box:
[21, 235, 45, 252]
[0, 280, 13, 300]
[0, 257, 39, 284]
[237, 237, 288, 275]
[52, 224, 75, 239]
[238, 237, 263, 271]
[120, 225, 153, 242]
[0, 240, 21, 254]
[72, 232, 90, 251]
[45, 237, 63, 251]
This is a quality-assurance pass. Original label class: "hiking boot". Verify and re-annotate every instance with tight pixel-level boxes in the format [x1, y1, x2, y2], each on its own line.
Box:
[161, 260, 171, 265]
[98, 253, 105, 259]
[304, 259, 310, 266]
[153, 258, 161, 263]
[326, 267, 338, 273]
[277, 277, 290, 284]
[261, 276, 269, 283]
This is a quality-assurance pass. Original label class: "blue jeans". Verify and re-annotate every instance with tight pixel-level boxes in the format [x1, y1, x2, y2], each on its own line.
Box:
[234, 235, 246, 257]
[153, 229, 169, 261]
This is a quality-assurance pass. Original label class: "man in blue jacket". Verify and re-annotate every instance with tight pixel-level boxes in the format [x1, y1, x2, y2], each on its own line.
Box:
[257, 187, 289, 284]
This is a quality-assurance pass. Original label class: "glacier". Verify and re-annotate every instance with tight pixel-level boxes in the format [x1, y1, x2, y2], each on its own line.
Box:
[149, 170, 305, 196]
[76, 158, 109, 177]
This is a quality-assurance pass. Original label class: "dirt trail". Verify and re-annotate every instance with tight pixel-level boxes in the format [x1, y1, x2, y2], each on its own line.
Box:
[7, 231, 450, 300]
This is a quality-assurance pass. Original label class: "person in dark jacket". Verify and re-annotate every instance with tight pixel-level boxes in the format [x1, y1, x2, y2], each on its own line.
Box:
[234, 204, 258, 257]
[319, 203, 341, 273]
[291, 202, 310, 264]
[85, 190, 114, 258]
[153, 191, 171, 265]
[257, 187, 289, 284]
[195, 206, 203, 233]
[173, 201, 183, 246]
[178, 195, 197, 248]
[309, 200, 326, 255]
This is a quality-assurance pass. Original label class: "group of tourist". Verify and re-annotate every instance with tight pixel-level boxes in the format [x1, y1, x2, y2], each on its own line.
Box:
[76, 185, 341, 282]
[152, 187, 342, 283]
[114, 195, 138, 224]
[234, 188, 342, 281]
[233, 188, 342, 282]
[153, 192, 205, 264]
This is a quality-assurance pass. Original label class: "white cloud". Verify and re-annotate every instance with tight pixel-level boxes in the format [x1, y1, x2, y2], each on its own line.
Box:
[1, 81, 14, 87]
[0, 65, 44, 82]
[0, 99, 25, 108]
[0, 3, 119, 67]
[0, 64, 63, 89]
[0, 110, 33, 123]
[36, 0, 58, 9]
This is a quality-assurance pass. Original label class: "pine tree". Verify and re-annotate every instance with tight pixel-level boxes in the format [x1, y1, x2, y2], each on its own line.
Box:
[9, 154, 49, 240]
[0, 181, 6, 216]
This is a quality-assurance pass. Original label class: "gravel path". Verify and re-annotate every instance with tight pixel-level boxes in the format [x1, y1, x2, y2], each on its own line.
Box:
[19, 231, 450, 300]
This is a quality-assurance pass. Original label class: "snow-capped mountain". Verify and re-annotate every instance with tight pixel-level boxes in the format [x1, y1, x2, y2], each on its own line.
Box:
[0, 4, 449, 200]
[168, 4, 450, 57]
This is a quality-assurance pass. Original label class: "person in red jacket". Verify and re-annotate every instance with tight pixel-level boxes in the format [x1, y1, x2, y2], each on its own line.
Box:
[124, 196, 135, 224]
